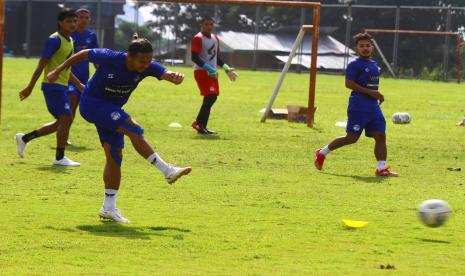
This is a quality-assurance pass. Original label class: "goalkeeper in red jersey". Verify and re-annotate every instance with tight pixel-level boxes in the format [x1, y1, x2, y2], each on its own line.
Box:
[191, 16, 238, 135]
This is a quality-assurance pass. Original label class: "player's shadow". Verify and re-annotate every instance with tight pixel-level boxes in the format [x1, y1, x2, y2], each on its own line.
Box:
[307, 126, 324, 133]
[320, 172, 387, 184]
[192, 134, 221, 140]
[64, 144, 94, 153]
[36, 165, 72, 174]
[49, 145, 93, 153]
[416, 238, 451, 244]
[74, 223, 191, 240]
[149, 226, 191, 233]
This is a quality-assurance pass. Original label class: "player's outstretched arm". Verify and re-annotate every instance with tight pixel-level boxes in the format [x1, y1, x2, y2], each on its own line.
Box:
[346, 79, 384, 103]
[47, 50, 90, 83]
[19, 58, 49, 101]
[160, 71, 184, 85]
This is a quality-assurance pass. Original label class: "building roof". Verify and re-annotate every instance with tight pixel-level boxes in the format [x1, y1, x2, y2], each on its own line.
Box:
[216, 30, 356, 70]
[217, 30, 355, 55]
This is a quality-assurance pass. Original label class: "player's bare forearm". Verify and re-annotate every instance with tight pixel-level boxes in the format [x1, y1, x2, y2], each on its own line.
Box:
[27, 58, 48, 89]
[49, 50, 90, 81]
[346, 80, 384, 103]
[346, 80, 379, 98]
[69, 73, 84, 92]
[161, 71, 184, 85]
[19, 58, 48, 100]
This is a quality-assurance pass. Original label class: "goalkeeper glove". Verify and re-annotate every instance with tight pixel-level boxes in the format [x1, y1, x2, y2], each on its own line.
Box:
[223, 64, 238, 82]
[203, 63, 217, 77]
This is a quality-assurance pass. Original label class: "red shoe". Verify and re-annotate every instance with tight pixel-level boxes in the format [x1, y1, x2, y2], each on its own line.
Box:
[314, 149, 326, 170]
[192, 121, 209, 134]
[375, 167, 399, 177]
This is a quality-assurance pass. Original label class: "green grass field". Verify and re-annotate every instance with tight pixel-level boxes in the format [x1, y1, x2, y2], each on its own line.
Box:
[1, 58, 465, 275]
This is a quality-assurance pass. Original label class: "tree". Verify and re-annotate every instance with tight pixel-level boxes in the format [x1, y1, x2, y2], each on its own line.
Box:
[114, 18, 161, 51]
[143, 0, 465, 78]
[146, 3, 320, 43]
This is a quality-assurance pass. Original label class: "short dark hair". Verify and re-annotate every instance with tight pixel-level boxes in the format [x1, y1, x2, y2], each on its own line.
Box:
[353, 32, 373, 45]
[58, 8, 77, 22]
[200, 16, 215, 24]
[128, 33, 153, 56]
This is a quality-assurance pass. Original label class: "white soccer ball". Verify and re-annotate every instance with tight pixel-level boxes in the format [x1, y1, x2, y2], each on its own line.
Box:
[417, 199, 450, 227]
[392, 112, 411, 124]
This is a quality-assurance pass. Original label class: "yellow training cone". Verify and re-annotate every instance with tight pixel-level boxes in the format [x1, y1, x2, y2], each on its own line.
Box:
[343, 219, 368, 229]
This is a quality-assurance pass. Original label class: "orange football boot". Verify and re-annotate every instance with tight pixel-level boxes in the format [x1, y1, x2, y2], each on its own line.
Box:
[314, 149, 326, 170]
[375, 167, 399, 177]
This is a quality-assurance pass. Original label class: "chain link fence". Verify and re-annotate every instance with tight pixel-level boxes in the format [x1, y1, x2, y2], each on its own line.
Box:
[4, 0, 465, 81]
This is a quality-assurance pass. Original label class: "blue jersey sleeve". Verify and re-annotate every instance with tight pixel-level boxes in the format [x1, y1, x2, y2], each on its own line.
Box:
[41, 36, 61, 59]
[88, 48, 119, 65]
[148, 61, 168, 80]
[345, 61, 359, 81]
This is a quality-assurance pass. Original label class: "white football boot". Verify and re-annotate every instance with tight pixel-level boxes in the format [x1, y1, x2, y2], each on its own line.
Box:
[15, 133, 27, 158]
[53, 156, 80, 167]
[99, 207, 129, 223]
[165, 166, 192, 184]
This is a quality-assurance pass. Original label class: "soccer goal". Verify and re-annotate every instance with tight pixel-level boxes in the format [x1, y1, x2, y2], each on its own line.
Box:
[364, 28, 463, 82]
[260, 24, 314, 125]
[153, 0, 321, 128]
[0, 0, 321, 126]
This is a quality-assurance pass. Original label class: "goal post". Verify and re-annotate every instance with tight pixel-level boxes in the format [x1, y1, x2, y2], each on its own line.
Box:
[260, 25, 313, 123]
[364, 28, 463, 83]
[153, 0, 321, 127]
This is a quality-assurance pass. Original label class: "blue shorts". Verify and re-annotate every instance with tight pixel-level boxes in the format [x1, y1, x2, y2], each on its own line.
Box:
[42, 88, 72, 118]
[67, 83, 82, 101]
[80, 95, 129, 149]
[346, 111, 386, 137]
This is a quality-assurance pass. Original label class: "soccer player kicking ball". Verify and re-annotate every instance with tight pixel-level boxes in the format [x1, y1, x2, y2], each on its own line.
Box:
[68, 8, 99, 126]
[16, 9, 82, 166]
[191, 16, 238, 135]
[314, 32, 398, 177]
[47, 34, 192, 223]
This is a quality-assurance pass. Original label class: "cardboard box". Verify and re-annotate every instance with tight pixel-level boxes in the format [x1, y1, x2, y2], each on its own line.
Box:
[287, 105, 308, 123]
[266, 108, 289, 120]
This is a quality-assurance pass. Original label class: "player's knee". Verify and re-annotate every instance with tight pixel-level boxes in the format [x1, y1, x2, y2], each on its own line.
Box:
[206, 94, 217, 104]
[346, 134, 360, 144]
[58, 114, 73, 125]
[373, 132, 386, 141]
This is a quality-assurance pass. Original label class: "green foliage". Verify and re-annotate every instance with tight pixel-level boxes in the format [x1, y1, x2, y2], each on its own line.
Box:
[114, 18, 161, 51]
[396, 67, 415, 78]
[2, 58, 465, 274]
[419, 66, 445, 81]
[146, 3, 311, 43]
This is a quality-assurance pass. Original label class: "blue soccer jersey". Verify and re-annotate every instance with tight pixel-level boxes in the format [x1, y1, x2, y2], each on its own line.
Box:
[84, 48, 167, 106]
[40, 36, 61, 59]
[71, 29, 99, 83]
[346, 58, 381, 113]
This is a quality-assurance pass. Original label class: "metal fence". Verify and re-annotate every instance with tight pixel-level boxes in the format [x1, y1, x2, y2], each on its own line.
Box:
[4, 0, 465, 81]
